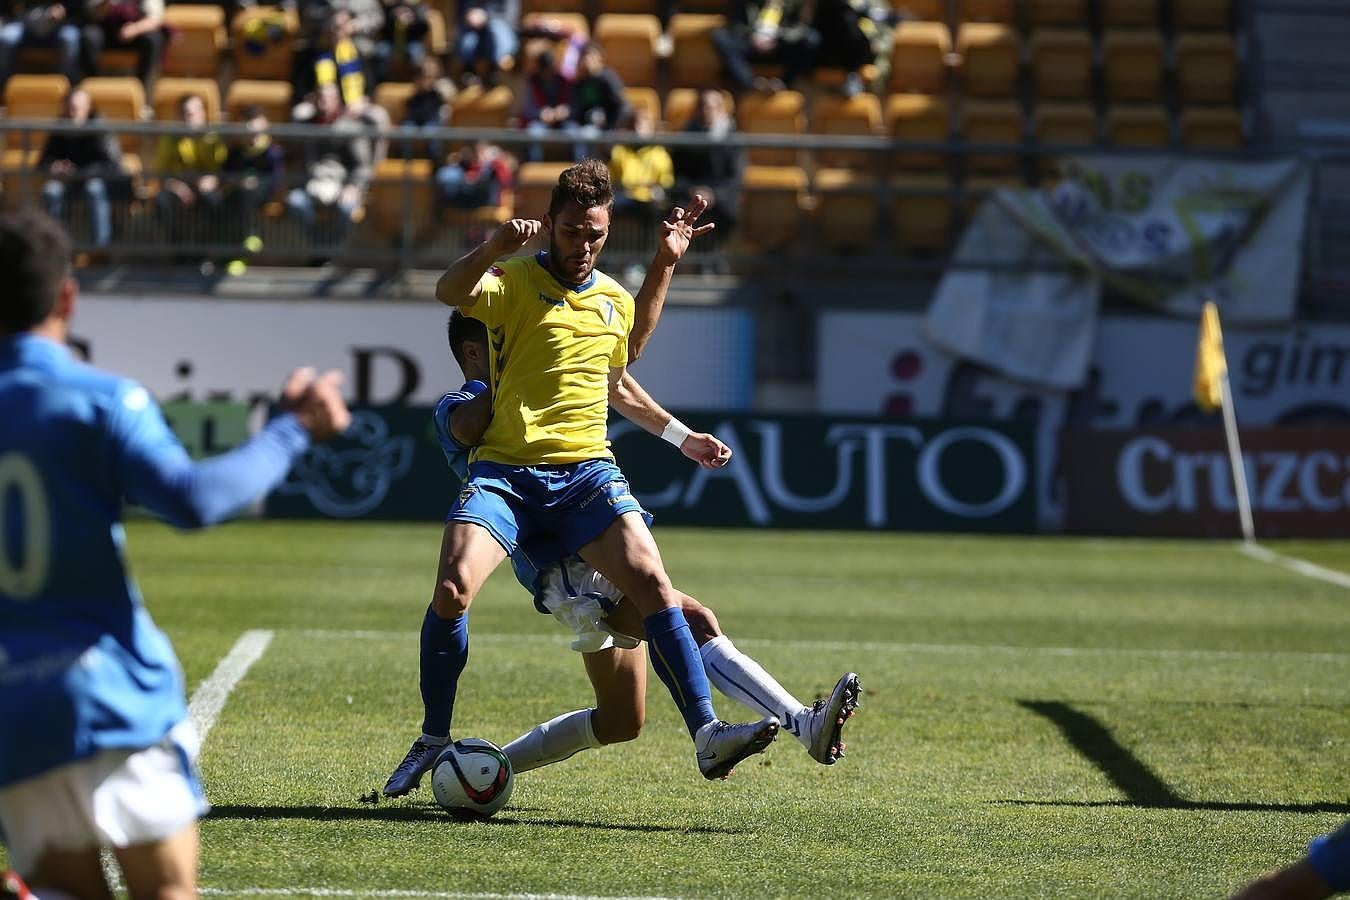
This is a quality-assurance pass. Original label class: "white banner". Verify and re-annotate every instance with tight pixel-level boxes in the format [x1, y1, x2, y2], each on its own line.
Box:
[926, 155, 1312, 390]
[72, 296, 755, 410]
[820, 310, 1350, 527]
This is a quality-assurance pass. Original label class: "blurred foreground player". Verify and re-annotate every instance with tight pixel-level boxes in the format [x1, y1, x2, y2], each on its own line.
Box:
[1232, 820, 1350, 900]
[0, 210, 351, 900]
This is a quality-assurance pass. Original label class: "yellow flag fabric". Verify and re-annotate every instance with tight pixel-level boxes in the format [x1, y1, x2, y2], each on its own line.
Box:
[1193, 301, 1228, 413]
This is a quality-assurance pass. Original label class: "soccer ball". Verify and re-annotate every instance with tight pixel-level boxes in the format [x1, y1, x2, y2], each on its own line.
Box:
[430, 738, 514, 819]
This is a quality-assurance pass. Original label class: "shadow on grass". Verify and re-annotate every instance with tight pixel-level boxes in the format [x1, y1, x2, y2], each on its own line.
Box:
[207, 804, 743, 833]
[1011, 700, 1350, 815]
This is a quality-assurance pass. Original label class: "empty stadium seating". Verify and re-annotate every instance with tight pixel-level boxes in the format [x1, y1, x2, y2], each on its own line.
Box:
[962, 99, 1023, 172]
[738, 91, 805, 166]
[1101, 29, 1165, 102]
[890, 173, 953, 251]
[886, 93, 949, 171]
[1030, 0, 1088, 26]
[163, 5, 226, 78]
[958, 23, 1020, 98]
[1105, 105, 1170, 146]
[669, 14, 727, 90]
[890, 21, 952, 94]
[739, 165, 807, 250]
[814, 168, 879, 252]
[1176, 33, 1238, 104]
[812, 93, 883, 170]
[1180, 106, 1243, 147]
[593, 14, 660, 88]
[1029, 29, 1093, 100]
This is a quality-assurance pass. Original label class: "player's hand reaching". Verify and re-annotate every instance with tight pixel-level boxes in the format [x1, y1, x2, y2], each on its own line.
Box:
[680, 431, 733, 469]
[280, 367, 352, 441]
[655, 194, 716, 267]
[487, 218, 543, 255]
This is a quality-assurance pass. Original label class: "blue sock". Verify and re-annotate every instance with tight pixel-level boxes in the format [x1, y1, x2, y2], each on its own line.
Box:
[644, 607, 717, 737]
[420, 605, 468, 738]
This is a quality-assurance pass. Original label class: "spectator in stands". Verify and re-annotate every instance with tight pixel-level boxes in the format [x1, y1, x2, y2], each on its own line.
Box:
[571, 41, 629, 159]
[452, 0, 517, 86]
[519, 48, 574, 163]
[298, 0, 383, 59]
[153, 92, 226, 242]
[434, 139, 510, 210]
[371, 0, 429, 85]
[400, 55, 453, 160]
[609, 107, 673, 225]
[810, 0, 895, 96]
[82, 0, 165, 87]
[0, 0, 90, 91]
[287, 82, 372, 251]
[297, 9, 391, 159]
[671, 89, 741, 243]
[38, 86, 123, 249]
[221, 105, 283, 244]
[711, 0, 820, 93]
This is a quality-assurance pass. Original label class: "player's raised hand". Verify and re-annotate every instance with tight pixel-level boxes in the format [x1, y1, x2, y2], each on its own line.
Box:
[655, 194, 716, 266]
[281, 367, 352, 441]
[488, 218, 543, 254]
[680, 431, 733, 469]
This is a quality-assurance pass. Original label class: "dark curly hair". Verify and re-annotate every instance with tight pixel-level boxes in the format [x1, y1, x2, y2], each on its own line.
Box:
[0, 209, 71, 334]
[548, 158, 614, 217]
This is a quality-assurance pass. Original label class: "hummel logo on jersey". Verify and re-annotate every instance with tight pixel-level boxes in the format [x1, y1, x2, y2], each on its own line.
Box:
[538, 292, 564, 307]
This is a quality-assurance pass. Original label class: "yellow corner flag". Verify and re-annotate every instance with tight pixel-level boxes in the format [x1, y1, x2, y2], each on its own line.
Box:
[1193, 301, 1228, 413]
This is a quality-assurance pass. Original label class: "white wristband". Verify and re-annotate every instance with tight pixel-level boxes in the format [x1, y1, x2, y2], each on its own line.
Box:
[661, 417, 693, 448]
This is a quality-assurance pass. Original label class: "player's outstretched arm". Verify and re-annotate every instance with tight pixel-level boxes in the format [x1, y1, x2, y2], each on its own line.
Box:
[434, 218, 541, 308]
[448, 387, 493, 447]
[628, 194, 714, 363]
[610, 368, 731, 469]
[116, 368, 351, 529]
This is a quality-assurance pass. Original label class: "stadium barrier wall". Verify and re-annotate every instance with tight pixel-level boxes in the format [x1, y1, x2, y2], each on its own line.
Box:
[263, 407, 1038, 533]
[1062, 426, 1350, 538]
[818, 310, 1350, 531]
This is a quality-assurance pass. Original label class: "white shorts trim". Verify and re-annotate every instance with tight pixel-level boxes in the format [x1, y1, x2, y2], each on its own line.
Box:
[0, 721, 208, 876]
[536, 558, 642, 654]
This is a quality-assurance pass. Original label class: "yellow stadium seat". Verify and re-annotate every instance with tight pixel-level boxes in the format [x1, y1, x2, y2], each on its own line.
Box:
[521, 0, 583, 11]
[1101, 29, 1165, 102]
[231, 7, 299, 82]
[1031, 102, 1094, 174]
[594, 14, 661, 88]
[1029, 28, 1093, 100]
[2, 149, 42, 210]
[1179, 106, 1243, 147]
[1101, 0, 1158, 26]
[739, 90, 806, 166]
[739, 165, 806, 250]
[669, 14, 726, 89]
[514, 161, 571, 218]
[373, 81, 416, 126]
[151, 78, 221, 123]
[663, 88, 734, 132]
[1176, 33, 1237, 104]
[890, 173, 953, 251]
[891, 0, 944, 19]
[451, 84, 515, 129]
[225, 80, 294, 123]
[962, 99, 1023, 172]
[812, 93, 883, 170]
[624, 86, 661, 126]
[4, 74, 69, 150]
[163, 5, 225, 78]
[1030, 0, 1087, 25]
[814, 169, 879, 253]
[960, 0, 1015, 22]
[366, 158, 434, 237]
[1174, 0, 1230, 30]
[958, 23, 1019, 98]
[887, 93, 948, 171]
[889, 21, 952, 94]
[80, 77, 146, 168]
[596, 0, 656, 11]
[1105, 105, 1169, 147]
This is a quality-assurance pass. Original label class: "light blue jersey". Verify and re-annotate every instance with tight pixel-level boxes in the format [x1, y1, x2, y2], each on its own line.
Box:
[0, 334, 311, 789]
[432, 381, 570, 593]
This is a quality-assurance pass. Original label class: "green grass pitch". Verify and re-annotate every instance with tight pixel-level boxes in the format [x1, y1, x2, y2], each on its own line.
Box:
[5, 523, 1349, 898]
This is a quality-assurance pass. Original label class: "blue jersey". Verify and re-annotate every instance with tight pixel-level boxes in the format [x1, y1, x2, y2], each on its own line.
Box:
[432, 381, 570, 593]
[0, 334, 311, 788]
[1310, 819, 1350, 893]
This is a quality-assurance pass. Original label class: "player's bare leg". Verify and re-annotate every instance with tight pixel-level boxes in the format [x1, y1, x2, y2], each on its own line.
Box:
[386, 521, 506, 797]
[25, 845, 114, 900]
[579, 513, 778, 780]
[114, 825, 198, 900]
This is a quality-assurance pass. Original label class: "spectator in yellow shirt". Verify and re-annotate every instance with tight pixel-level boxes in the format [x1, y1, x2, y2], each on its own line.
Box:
[608, 107, 673, 225]
[153, 93, 226, 242]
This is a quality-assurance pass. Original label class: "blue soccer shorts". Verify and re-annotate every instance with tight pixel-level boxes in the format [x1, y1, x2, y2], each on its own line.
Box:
[448, 458, 649, 559]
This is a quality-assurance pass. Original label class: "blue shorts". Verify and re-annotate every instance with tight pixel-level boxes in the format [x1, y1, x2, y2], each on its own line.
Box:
[449, 458, 649, 562]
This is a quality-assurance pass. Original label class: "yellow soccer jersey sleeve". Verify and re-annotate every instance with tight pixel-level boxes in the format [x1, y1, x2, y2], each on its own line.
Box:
[468, 252, 634, 465]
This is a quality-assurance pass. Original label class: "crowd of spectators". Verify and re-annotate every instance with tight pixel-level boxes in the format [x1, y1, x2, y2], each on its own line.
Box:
[0, 0, 910, 259]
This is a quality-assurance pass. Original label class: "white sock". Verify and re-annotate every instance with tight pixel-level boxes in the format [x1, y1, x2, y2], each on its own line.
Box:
[501, 708, 601, 774]
[700, 635, 808, 737]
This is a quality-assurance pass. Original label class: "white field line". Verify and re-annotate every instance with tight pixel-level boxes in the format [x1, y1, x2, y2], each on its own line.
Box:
[1239, 542, 1350, 591]
[188, 629, 274, 742]
[292, 628, 1350, 663]
[199, 890, 673, 899]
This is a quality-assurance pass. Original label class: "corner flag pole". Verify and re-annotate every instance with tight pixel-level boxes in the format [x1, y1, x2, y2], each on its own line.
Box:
[1194, 301, 1254, 544]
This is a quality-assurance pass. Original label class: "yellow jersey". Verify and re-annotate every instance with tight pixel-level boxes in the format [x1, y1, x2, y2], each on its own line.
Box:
[467, 251, 635, 465]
